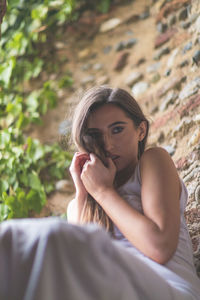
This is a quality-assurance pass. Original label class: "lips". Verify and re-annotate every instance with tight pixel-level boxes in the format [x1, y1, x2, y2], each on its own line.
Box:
[105, 152, 120, 161]
[111, 155, 120, 161]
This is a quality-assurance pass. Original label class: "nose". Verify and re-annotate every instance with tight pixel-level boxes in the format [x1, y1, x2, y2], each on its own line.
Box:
[103, 134, 114, 153]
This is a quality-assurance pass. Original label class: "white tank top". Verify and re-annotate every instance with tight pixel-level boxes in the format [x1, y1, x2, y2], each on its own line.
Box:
[114, 163, 198, 284]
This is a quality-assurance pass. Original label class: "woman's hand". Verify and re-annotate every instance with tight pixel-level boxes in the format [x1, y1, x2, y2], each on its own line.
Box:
[80, 153, 116, 203]
[69, 152, 89, 199]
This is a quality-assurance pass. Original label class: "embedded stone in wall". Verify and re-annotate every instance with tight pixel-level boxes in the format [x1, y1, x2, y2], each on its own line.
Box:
[156, 22, 168, 33]
[172, 117, 193, 137]
[125, 71, 143, 87]
[81, 63, 92, 71]
[156, 0, 192, 23]
[131, 81, 149, 97]
[55, 180, 74, 193]
[167, 48, 179, 68]
[160, 90, 178, 111]
[179, 94, 200, 118]
[182, 41, 193, 54]
[114, 38, 137, 52]
[157, 76, 184, 98]
[114, 41, 125, 52]
[153, 46, 170, 60]
[58, 119, 71, 135]
[162, 145, 176, 156]
[188, 128, 200, 147]
[194, 15, 200, 33]
[96, 75, 110, 85]
[179, 77, 200, 100]
[175, 156, 189, 171]
[168, 14, 177, 26]
[103, 45, 112, 54]
[93, 63, 103, 71]
[179, 59, 189, 68]
[154, 28, 178, 48]
[113, 51, 129, 71]
[195, 185, 200, 205]
[124, 38, 138, 49]
[99, 18, 121, 33]
[81, 75, 95, 86]
[178, 7, 188, 21]
[146, 62, 161, 73]
[192, 50, 200, 66]
[151, 73, 161, 84]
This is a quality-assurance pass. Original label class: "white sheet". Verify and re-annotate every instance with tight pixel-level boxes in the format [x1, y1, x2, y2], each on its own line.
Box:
[0, 218, 199, 300]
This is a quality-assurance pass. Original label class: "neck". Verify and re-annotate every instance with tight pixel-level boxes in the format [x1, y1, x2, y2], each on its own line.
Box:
[114, 161, 138, 188]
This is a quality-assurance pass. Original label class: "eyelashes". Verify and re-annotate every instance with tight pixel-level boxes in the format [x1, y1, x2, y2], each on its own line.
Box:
[87, 127, 124, 137]
[111, 126, 124, 134]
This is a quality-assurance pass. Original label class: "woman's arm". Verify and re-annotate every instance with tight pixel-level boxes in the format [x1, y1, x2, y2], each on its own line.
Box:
[81, 148, 181, 264]
[67, 152, 89, 224]
[67, 197, 85, 224]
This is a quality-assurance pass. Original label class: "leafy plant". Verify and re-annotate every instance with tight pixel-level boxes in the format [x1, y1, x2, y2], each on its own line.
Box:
[0, 128, 72, 221]
[0, 0, 113, 221]
[0, 1, 76, 221]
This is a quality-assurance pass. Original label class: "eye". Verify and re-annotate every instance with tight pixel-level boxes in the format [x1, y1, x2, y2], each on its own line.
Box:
[86, 130, 102, 139]
[112, 126, 124, 134]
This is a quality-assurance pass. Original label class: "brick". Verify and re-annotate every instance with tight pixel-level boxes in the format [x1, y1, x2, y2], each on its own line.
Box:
[151, 94, 200, 130]
[175, 157, 189, 170]
[178, 94, 200, 118]
[151, 109, 177, 129]
[156, 76, 184, 98]
[154, 28, 178, 48]
[113, 51, 129, 71]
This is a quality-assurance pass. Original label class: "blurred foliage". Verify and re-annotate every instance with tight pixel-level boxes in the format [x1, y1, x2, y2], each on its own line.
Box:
[0, 0, 76, 221]
[0, 0, 112, 221]
[77, 0, 112, 13]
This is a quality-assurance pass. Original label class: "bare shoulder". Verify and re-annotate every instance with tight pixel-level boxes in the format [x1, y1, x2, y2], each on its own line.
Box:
[140, 146, 176, 170]
[140, 146, 180, 185]
[141, 146, 171, 161]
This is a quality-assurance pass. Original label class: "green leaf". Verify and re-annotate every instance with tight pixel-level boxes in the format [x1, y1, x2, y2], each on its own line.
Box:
[26, 189, 46, 213]
[27, 138, 45, 161]
[0, 180, 9, 194]
[0, 204, 10, 222]
[98, 0, 111, 13]
[0, 57, 16, 87]
[28, 171, 42, 190]
[0, 130, 10, 148]
[31, 5, 48, 21]
[26, 91, 40, 112]
[6, 102, 22, 116]
[16, 113, 30, 129]
[58, 75, 73, 88]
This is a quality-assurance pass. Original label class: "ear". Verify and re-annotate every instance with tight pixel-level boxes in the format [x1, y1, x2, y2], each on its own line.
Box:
[138, 121, 147, 142]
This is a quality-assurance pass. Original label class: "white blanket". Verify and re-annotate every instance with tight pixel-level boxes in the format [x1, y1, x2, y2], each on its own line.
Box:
[0, 218, 199, 300]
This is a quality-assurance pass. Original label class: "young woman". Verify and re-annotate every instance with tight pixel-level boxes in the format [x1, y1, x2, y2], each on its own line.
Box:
[0, 86, 199, 300]
[67, 86, 200, 298]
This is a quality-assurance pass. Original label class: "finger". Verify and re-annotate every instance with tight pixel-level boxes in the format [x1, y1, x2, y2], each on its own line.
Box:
[89, 153, 98, 163]
[107, 157, 117, 172]
[71, 153, 89, 169]
[79, 156, 90, 171]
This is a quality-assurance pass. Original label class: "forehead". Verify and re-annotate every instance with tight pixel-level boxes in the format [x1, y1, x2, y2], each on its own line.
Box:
[87, 104, 130, 128]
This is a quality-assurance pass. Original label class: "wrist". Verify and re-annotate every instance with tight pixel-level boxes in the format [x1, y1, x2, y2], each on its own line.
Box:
[75, 192, 87, 203]
[93, 186, 116, 205]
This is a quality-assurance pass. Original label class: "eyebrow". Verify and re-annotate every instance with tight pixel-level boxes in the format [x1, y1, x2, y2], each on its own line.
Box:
[108, 121, 127, 128]
[87, 121, 128, 131]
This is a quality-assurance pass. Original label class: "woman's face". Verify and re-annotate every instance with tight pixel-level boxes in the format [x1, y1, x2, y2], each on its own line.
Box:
[86, 104, 146, 176]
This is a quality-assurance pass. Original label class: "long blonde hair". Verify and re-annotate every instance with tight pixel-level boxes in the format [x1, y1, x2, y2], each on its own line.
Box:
[71, 86, 149, 234]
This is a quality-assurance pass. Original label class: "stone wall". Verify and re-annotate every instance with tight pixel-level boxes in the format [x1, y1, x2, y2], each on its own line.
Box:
[61, 0, 200, 275]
